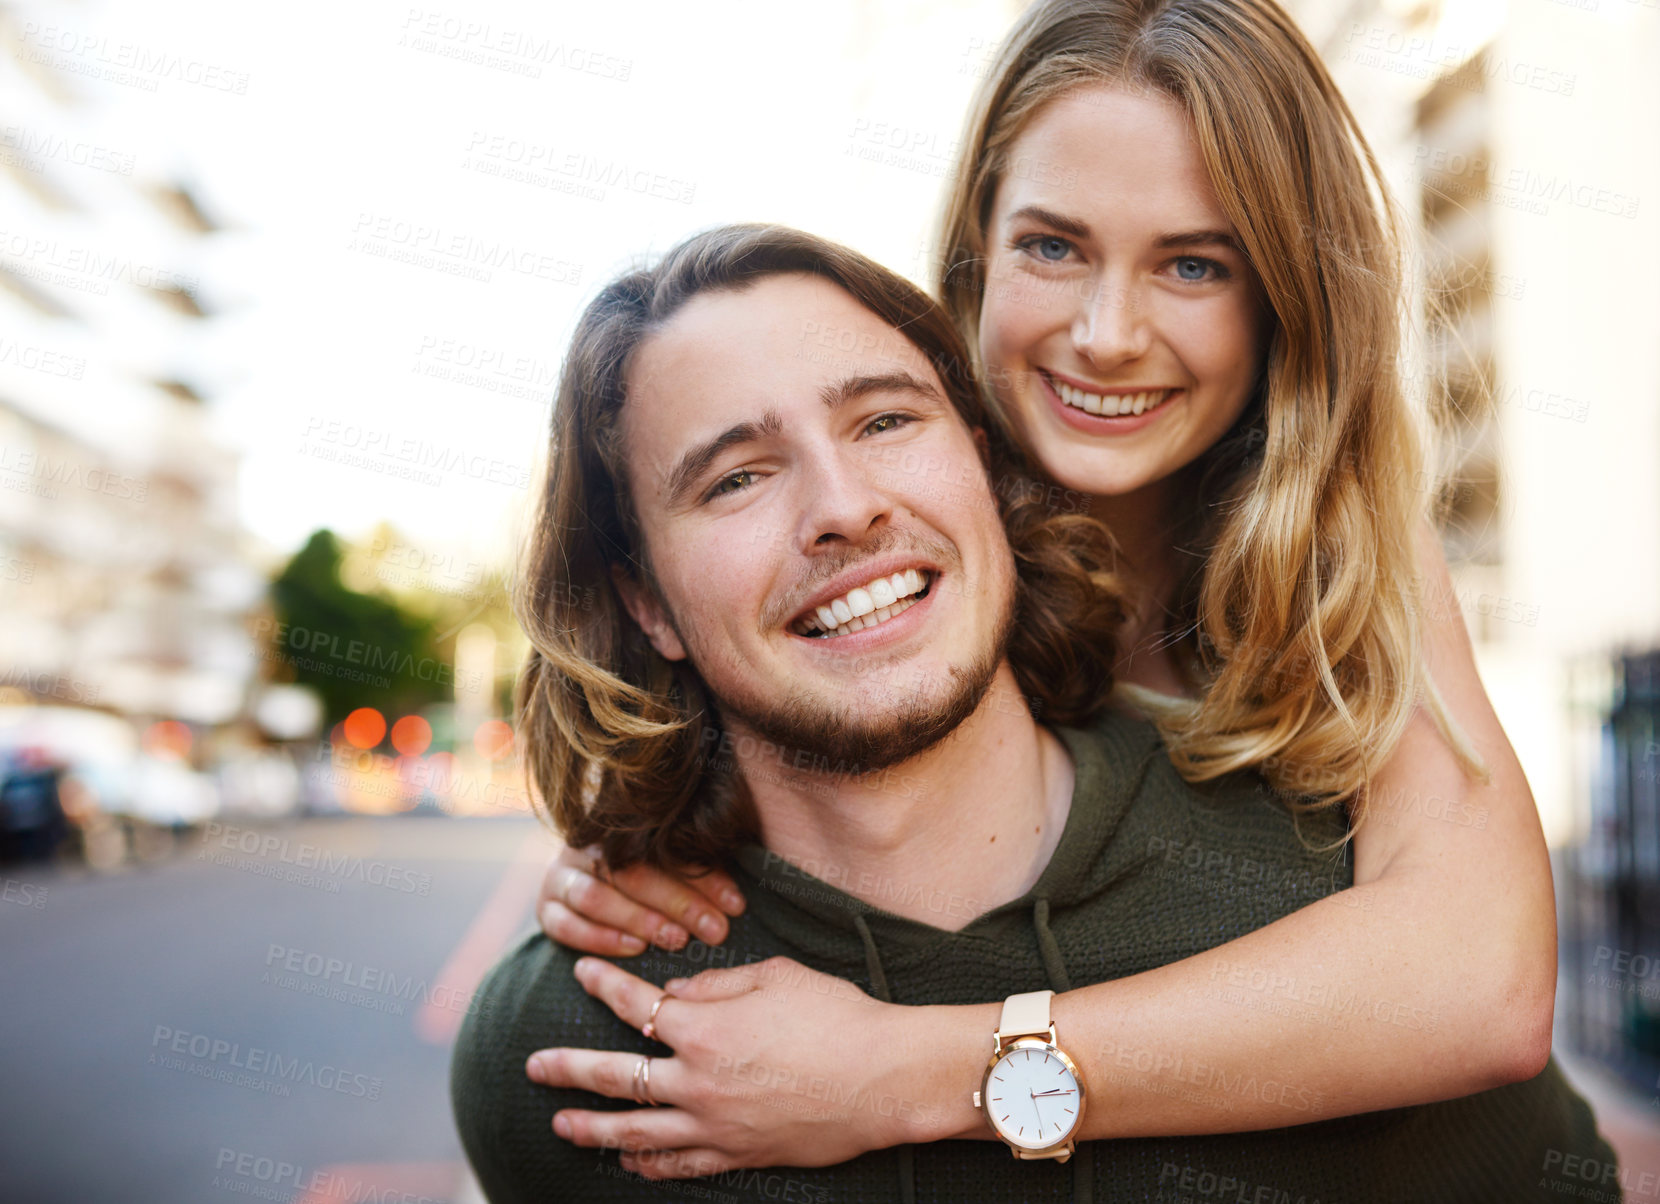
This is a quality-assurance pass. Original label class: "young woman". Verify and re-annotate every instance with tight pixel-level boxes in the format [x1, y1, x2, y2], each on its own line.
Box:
[519, 0, 1563, 1178]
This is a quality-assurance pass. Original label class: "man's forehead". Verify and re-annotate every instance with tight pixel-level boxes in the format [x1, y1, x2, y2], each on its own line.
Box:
[621, 275, 944, 472]
[626, 275, 928, 409]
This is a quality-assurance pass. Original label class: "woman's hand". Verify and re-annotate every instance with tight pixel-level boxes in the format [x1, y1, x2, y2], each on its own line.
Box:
[537, 843, 746, 957]
[526, 957, 971, 1179]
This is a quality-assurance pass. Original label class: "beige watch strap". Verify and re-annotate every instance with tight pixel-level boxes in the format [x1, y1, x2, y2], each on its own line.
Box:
[999, 989, 1054, 1040]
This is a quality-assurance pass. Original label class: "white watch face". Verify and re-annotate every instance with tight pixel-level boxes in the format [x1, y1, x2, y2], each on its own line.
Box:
[984, 1043, 1082, 1150]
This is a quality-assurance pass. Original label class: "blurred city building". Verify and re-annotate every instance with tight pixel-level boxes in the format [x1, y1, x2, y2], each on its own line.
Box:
[0, 9, 276, 845]
[1291, 0, 1660, 1115]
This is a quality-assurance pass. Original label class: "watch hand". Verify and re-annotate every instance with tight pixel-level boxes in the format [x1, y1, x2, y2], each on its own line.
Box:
[1031, 1088, 1075, 1097]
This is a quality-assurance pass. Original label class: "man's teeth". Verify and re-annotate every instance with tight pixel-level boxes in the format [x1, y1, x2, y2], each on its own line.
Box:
[796, 569, 930, 639]
[1052, 379, 1173, 417]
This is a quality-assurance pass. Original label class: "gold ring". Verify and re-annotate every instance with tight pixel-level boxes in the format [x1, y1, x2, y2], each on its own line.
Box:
[631, 1055, 658, 1106]
[642, 989, 673, 1042]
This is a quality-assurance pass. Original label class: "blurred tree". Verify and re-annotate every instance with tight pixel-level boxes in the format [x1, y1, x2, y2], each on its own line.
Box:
[267, 529, 452, 733]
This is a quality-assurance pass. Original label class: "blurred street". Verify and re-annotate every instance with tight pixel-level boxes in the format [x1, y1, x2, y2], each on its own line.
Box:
[0, 815, 551, 1204]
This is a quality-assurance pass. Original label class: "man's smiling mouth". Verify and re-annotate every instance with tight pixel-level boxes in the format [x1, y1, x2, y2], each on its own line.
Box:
[792, 569, 933, 639]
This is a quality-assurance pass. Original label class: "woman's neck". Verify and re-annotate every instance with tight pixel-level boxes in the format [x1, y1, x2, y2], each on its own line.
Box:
[1089, 468, 1198, 699]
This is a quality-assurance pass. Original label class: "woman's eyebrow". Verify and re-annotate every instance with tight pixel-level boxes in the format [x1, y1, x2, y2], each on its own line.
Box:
[1006, 204, 1091, 239]
[1154, 229, 1243, 253]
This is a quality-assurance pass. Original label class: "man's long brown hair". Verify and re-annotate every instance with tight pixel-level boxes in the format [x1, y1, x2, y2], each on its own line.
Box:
[514, 223, 1126, 871]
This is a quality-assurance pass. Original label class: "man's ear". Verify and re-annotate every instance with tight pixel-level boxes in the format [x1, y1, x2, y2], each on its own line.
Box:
[971, 424, 991, 465]
[610, 563, 688, 662]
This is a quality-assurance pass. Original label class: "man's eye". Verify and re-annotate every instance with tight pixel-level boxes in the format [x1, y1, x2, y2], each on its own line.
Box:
[865, 413, 909, 435]
[706, 469, 756, 499]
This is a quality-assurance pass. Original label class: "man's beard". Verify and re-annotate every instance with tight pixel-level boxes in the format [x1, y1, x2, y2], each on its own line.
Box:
[658, 525, 1019, 778]
[718, 628, 1010, 774]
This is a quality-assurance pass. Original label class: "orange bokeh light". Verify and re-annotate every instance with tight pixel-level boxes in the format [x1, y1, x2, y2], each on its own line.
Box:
[473, 719, 514, 760]
[342, 707, 387, 749]
[142, 720, 192, 759]
[391, 714, 432, 756]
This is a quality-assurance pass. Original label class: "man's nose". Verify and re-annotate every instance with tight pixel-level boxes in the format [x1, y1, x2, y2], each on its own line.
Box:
[796, 447, 895, 549]
[1071, 274, 1152, 367]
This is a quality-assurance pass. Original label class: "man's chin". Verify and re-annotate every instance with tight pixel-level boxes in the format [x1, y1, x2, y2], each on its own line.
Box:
[722, 655, 1000, 777]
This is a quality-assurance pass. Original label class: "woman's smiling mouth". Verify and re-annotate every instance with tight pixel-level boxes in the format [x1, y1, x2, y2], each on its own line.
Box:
[1042, 370, 1177, 418]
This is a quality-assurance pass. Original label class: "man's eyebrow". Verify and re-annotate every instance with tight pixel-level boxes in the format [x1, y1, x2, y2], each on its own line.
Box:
[663, 410, 784, 508]
[818, 370, 944, 412]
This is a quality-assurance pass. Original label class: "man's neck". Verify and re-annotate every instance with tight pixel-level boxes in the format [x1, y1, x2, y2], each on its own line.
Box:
[735, 664, 1074, 931]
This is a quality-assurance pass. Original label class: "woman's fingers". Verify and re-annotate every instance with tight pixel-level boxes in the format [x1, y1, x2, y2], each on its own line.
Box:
[573, 959, 686, 1042]
[660, 963, 765, 1000]
[681, 865, 746, 917]
[528, 1046, 682, 1104]
[552, 1105, 704, 1154]
[538, 900, 650, 958]
[606, 862, 735, 947]
[540, 857, 691, 952]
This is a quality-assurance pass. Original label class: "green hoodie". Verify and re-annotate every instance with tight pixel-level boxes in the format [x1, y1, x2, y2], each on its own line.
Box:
[451, 708, 1620, 1203]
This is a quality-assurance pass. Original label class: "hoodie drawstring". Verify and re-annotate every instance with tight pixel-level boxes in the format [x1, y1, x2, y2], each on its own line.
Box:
[1034, 898, 1094, 1204]
[854, 912, 915, 1204]
[852, 905, 1092, 1204]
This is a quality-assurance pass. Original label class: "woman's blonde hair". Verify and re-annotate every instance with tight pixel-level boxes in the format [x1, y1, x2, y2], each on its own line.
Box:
[515, 223, 1127, 870]
[937, 0, 1488, 843]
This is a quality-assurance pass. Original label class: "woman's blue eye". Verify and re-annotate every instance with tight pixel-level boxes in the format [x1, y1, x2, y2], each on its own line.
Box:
[1174, 257, 1215, 281]
[1035, 236, 1070, 261]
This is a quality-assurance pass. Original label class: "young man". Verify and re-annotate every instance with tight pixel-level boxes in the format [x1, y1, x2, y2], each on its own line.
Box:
[451, 225, 1616, 1203]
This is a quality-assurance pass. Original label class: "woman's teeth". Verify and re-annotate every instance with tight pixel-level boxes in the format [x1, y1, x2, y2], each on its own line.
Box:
[795, 569, 930, 639]
[1052, 378, 1174, 418]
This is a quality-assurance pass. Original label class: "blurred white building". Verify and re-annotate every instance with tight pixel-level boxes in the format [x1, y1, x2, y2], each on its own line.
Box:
[0, 8, 265, 736]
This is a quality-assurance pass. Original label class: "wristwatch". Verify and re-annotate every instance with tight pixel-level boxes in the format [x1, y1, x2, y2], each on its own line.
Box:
[972, 989, 1086, 1161]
